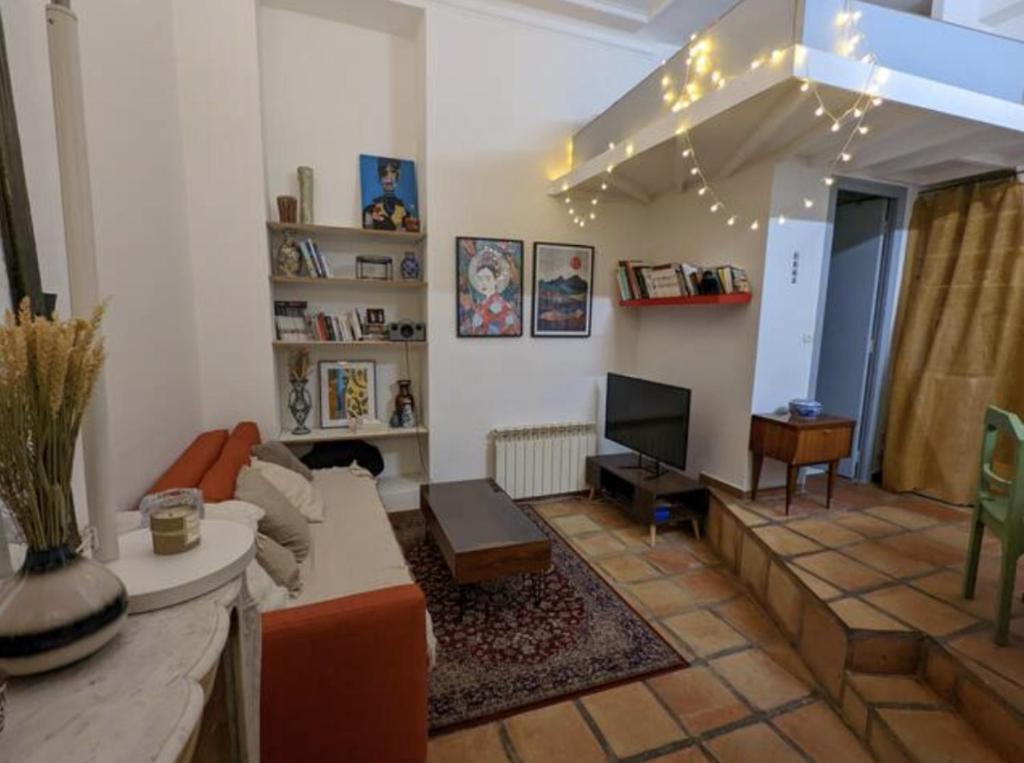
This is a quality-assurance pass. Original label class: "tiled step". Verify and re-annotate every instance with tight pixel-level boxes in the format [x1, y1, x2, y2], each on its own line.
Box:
[841, 671, 1008, 763]
[706, 494, 1024, 762]
[872, 708, 1006, 763]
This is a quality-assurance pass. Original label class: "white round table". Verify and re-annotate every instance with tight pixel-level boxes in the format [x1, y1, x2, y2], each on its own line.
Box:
[106, 519, 255, 613]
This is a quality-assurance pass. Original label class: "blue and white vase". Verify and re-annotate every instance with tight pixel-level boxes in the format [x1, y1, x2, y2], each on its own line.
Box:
[400, 252, 421, 281]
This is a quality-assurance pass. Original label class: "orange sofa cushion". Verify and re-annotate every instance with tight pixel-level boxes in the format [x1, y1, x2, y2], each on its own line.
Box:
[261, 584, 427, 763]
[198, 422, 262, 502]
[147, 429, 228, 496]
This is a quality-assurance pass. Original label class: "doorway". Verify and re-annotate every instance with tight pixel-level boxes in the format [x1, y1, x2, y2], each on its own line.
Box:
[812, 183, 908, 482]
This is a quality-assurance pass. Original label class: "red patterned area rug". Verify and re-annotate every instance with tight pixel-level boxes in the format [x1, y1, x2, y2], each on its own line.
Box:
[393, 505, 687, 732]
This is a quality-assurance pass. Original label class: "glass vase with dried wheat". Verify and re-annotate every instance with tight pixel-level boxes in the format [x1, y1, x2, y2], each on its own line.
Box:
[0, 300, 127, 675]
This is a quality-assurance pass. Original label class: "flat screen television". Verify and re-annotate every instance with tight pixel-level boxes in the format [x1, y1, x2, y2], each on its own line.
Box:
[605, 373, 691, 473]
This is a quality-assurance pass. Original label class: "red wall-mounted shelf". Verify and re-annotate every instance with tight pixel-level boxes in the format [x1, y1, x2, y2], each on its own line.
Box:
[619, 293, 753, 307]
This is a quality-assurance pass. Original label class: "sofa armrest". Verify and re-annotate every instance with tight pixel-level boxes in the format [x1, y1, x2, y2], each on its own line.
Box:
[261, 584, 428, 763]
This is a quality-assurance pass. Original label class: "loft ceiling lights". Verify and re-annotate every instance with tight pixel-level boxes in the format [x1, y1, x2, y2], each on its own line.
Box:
[561, 0, 889, 233]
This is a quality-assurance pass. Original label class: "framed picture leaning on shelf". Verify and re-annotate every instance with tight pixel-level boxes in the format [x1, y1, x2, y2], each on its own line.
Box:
[360, 155, 420, 232]
[456, 236, 523, 337]
[532, 242, 595, 338]
[319, 360, 376, 428]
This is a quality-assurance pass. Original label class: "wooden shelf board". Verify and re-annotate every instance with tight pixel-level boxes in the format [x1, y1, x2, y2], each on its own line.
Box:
[279, 426, 428, 444]
[271, 276, 426, 288]
[619, 293, 752, 307]
[267, 221, 424, 243]
[273, 340, 427, 349]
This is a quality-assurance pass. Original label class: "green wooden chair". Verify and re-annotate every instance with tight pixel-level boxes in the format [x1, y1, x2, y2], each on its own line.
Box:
[963, 405, 1024, 645]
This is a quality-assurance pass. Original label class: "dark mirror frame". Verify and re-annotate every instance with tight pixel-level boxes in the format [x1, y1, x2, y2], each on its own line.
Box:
[0, 7, 46, 314]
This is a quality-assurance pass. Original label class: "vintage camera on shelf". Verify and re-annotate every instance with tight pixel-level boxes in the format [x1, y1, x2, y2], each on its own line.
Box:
[388, 320, 426, 342]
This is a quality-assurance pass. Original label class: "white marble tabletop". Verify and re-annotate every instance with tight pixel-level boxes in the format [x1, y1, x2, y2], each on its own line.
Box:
[2, 577, 253, 763]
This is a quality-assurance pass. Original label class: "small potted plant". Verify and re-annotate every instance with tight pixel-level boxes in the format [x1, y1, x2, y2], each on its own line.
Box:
[0, 300, 127, 675]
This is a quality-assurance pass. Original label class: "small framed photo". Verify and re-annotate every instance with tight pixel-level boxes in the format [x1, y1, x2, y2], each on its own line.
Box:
[532, 242, 595, 338]
[356, 255, 393, 281]
[319, 360, 376, 428]
[363, 308, 388, 340]
[456, 236, 524, 337]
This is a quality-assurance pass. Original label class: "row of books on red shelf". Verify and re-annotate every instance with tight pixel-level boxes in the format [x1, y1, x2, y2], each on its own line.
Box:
[297, 238, 333, 278]
[616, 260, 750, 301]
[274, 301, 374, 342]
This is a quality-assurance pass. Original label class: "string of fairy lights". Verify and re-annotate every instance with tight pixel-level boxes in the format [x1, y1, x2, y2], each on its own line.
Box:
[562, 1, 889, 232]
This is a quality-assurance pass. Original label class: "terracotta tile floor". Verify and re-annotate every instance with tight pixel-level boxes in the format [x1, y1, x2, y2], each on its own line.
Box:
[429, 476, 1024, 761]
[735, 475, 1024, 721]
[428, 492, 875, 763]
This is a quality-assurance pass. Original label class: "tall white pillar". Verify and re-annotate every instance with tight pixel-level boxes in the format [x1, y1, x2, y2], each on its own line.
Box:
[46, 1, 118, 562]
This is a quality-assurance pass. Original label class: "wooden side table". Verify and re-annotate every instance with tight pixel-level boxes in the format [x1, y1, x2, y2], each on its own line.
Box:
[749, 413, 856, 514]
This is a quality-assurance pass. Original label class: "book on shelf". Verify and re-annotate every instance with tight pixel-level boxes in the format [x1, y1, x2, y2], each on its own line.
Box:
[274, 300, 309, 341]
[297, 238, 332, 278]
[275, 302, 393, 344]
[615, 261, 750, 301]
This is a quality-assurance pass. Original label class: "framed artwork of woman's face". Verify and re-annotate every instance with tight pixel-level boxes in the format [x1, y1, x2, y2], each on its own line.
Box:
[455, 237, 523, 337]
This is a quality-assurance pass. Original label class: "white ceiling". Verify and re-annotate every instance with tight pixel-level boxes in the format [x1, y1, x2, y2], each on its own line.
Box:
[501, 0, 933, 44]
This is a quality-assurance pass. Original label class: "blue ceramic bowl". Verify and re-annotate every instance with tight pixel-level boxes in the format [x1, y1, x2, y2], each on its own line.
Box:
[789, 399, 823, 418]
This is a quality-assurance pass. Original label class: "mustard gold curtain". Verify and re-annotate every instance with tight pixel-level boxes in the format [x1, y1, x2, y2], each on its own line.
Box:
[882, 179, 1024, 505]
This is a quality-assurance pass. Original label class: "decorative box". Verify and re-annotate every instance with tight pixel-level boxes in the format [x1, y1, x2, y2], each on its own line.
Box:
[789, 399, 824, 418]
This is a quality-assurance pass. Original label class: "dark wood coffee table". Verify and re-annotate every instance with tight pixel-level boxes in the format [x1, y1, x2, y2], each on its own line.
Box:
[419, 479, 551, 614]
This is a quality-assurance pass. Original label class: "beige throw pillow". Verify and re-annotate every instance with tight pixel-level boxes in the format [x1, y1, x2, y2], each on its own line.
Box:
[256, 532, 302, 594]
[251, 458, 325, 523]
[252, 441, 313, 481]
[236, 465, 311, 562]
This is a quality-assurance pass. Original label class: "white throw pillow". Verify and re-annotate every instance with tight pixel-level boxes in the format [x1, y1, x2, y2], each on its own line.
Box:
[204, 499, 266, 532]
[205, 499, 288, 611]
[246, 557, 289, 612]
[251, 459, 325, 523]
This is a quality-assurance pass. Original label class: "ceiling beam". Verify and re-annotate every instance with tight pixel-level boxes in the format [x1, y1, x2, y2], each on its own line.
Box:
[868, 128, 1024, 176]
[606, 171, 652, 203]
[982, 0, 1024, 26]
[770, 115, 838, 164]
[837, 114, 951, 171]
[558, 0, 649, 24]
[718, 90, 811, 178]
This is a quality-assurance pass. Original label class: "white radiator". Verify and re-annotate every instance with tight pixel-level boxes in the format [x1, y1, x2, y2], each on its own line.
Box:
[491, 422, 597, 499]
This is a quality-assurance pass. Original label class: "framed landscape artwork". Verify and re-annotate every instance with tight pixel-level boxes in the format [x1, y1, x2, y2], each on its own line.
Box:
[456, 237, 524, 337]
[532, 242, 595, 337]
[319, 360, 376, 428]
[359, 154, 421, 232]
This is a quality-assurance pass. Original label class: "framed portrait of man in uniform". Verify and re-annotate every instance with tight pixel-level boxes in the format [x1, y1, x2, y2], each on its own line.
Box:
[360, 155, 421, 232]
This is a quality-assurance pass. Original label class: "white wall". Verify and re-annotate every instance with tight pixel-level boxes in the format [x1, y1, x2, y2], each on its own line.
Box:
[5, 0, 206, 513]
[751, 161, 832, 415]
[422, 3, 657, 481]
[628, 158, 833, 492]
[631, 160, 775, 490]
[74, 0, 205, 509]
[259, 5, 422, 224]
[173, 0, 277, 435]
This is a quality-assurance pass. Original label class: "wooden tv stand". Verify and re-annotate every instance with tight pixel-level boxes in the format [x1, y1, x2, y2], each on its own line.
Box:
[585, 453, 709, 546]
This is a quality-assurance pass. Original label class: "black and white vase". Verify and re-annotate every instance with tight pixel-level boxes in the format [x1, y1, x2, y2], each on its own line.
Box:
[0, 544, 127, 676]
[288, 377, 313, 435]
